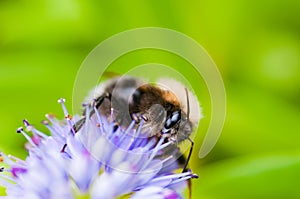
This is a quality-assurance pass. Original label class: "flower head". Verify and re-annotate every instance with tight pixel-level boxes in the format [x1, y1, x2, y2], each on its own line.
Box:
[0, 98, 197, 199]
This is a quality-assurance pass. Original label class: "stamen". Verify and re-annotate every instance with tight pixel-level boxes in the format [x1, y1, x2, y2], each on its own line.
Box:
[82, 102, 89, 107]
[41, 120, 63, 139]
[129, 120, 146, 149]
[84, 103, 90, 118]
[118, 120, 135, 143]
[135, 119, 145, 138]
[61, 144, 67, 153]
[45, 114, 66, 136]
[84, 103, 91, 135]
[152, 155, 174, 169]
[110, 107, 114, 121]
[46, 113, 55, 119]
[31, 135, 42, 145]
[151, 171, 192, 183]
[191, 173, 199, 179]
[141, 137, 165, 171]
[16, 127, 37, 147]
[58, 98, 71, 119]
[83, 103, 97, 148]
[132, 113, 140, 123]
[0, 167, 4, 172]
[126, 119, 145, 150]
[41, 120, 49, 125]
[0, 153, 15, 165]
[133, 137, 147, 148]
[151, 140, 174, 153]
[23, 119, 48, 139]
[113, 123, 119, 132]
[0, 173, 15, 182]
[170, 173, 198, 185]
[65, 114, 73, 120]
[22, 119, 30, 126]
[171, 176, 192, 185]
[0, 176, 14, 187]
[7, 155, 26, 165]
[11, 167, 27, 178]
[93, 104, 104, 133]
[141, 138, 157, 152]
[57, 98, 75, 135]
[58, 97, 67, 103]
[107, 122, 118, 140]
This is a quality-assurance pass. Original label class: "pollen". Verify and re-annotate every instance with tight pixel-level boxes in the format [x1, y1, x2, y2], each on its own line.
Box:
[46, 113, 56, 119]
[41, 120, 49, 125]
[64, 114, 73, 120]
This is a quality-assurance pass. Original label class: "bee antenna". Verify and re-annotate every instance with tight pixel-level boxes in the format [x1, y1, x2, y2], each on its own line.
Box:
[185, 88, 190, 119]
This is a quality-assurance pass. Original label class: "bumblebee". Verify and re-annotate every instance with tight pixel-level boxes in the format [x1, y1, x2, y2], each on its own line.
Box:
[76, 76, 201, 171]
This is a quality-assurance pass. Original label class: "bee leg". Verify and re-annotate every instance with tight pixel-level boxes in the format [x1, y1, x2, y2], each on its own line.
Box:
[73, 117, 86, 133]
[187, 176, 192, 199]
[73, 93, 110, 134]
[182, 137, 194, 173]
[176, 154, 195, 199]
[95, 92, 110, 108]
[181, 138, 199, 199]
[82, 92, 111, 118]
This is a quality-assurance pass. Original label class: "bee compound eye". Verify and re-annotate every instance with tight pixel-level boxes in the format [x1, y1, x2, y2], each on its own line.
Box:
[164, 118, 172, 129]
[131, 89, 141, 103]
[171, 111, 181, 123]
[164, 111, 181, 130]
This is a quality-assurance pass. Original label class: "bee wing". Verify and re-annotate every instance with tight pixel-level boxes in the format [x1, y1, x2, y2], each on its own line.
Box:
[84, 76, 147, 125]
[103, 71, 121, 78]
[142, 104, 167, 136]
[84, 76, 145, 105]
[83, 77, 117, 105]
[156, 78, 202, 125]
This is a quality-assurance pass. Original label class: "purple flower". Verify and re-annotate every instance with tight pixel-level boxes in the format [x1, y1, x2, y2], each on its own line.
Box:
[0, 99, 197, 199]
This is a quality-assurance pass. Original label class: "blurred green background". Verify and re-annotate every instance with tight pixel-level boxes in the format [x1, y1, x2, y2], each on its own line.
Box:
[1, 0, 300, 198]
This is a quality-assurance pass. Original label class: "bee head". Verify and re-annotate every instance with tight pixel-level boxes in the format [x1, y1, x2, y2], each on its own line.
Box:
[161, 111, 193, 143]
